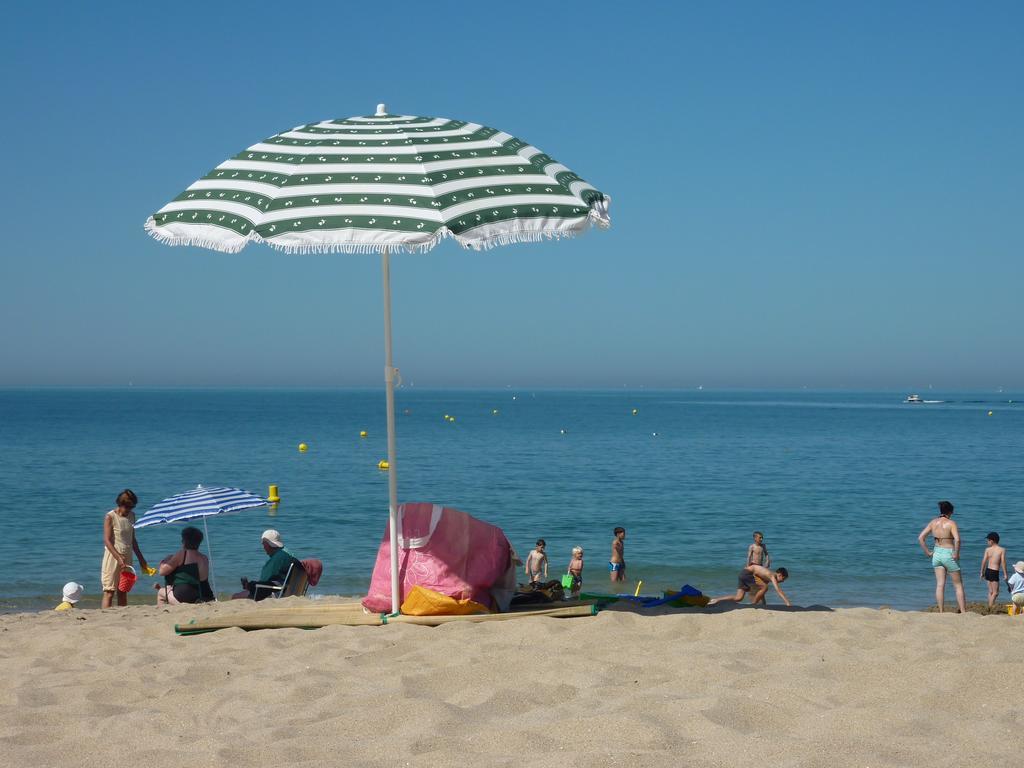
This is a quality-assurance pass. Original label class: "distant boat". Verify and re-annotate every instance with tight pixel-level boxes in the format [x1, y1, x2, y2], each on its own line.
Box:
[904, 394, 924, 404]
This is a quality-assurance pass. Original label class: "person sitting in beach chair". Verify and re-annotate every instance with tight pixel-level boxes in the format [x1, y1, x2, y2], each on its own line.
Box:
[707, 564, 792, 608]
[231, 529, 300, 601]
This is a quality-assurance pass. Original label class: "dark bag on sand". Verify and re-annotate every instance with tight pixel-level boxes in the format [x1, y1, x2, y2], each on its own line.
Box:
[511, 580, 565, 606]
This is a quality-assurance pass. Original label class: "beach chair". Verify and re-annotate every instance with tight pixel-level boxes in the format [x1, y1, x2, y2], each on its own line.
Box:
[251, 562, 309, 600]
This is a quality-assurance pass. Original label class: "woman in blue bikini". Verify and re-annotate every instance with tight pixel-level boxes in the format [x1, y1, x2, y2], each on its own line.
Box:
[917, 500, 967, 613]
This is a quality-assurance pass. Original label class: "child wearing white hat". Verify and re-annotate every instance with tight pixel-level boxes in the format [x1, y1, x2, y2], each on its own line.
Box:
[1007, 562, 1024, 615]
[55, 582, 84, 611]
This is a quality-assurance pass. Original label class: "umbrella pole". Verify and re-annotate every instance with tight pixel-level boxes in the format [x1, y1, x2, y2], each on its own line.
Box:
[202, 516, 218, 600]
[382, 248, 401, 615]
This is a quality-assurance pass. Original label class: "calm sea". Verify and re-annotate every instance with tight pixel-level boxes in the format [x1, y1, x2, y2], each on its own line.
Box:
[0, 388, 1020, 612]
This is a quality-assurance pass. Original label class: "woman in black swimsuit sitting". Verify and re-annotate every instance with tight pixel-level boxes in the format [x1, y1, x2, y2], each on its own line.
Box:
[155, 526, 214, 605]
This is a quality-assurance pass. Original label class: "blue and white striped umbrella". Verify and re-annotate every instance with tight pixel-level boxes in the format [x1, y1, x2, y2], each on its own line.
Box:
[135, 485, 269, 529]
[134, 485, 269, 599]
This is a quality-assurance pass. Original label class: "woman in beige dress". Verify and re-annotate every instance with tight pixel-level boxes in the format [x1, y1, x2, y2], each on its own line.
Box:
[101, 489, 150, 608]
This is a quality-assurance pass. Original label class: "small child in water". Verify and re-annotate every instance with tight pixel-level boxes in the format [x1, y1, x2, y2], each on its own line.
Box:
[609, 527, 626, 582]
[747, 531, 772, 605]
[55, 582, 84, 611]
[747, 531, 771, 568]
[525, 539, 548, 583]
[567, 546, 584, 597]
[980, 532, 1007, 610]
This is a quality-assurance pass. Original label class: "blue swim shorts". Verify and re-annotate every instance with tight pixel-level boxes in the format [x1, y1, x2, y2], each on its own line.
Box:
[931, 546, 960, 572]
[608, 562, 623, 572]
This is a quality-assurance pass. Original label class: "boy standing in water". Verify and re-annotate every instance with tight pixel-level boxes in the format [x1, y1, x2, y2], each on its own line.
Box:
[979, 532, 1007, 610]
[609, 527, 626, 583]
[917, 500, 967, 613]
[746, 531, 772, 605]
[747, 531, 771, 568]
[524, 539, 548, 583]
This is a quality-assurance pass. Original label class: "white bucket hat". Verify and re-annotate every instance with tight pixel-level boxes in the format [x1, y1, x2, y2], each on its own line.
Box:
[62, 582, 85, 603]
[1013, 561, 1024, 575]
[261, 529, 284, 549]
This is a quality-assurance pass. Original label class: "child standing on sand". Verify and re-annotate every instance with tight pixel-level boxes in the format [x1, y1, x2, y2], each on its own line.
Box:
[980, 532, 1007, 610]
[567, 546, 584, 597]
[525, 539, 548, 583]
[101, 489, 150, 608]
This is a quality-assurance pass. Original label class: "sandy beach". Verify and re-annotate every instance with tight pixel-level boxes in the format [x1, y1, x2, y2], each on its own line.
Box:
[2, 599, 1020, 767]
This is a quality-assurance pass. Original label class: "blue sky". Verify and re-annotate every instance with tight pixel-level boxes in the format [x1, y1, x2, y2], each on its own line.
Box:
[1, 3, 1021, 389]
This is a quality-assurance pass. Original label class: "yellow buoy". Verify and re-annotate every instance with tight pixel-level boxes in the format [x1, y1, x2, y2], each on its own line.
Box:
[443, 414, 450, 420]
[988, 411, 994, 416]
[298, 443, 308, 453]
[267, 484, 280, 503]
[377, 460, 390, 470]
[359, 430, 368, 438]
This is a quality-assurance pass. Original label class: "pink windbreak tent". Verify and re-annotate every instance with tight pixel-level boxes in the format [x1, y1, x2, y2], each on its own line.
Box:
[363, 503, 517, 614]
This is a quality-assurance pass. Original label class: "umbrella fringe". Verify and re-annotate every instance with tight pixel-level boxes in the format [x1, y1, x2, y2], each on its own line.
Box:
[268, 238, 441, 255]
[144, 195, 610, 255]
[144, 217, 250, 254]
[455, 228, 579, 251]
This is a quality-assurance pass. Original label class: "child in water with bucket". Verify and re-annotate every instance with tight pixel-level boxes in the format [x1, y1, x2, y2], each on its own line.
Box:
[565, 546, 584, 598]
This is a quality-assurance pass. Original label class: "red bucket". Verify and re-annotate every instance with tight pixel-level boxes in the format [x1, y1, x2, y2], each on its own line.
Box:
[118, 566, 138, 593]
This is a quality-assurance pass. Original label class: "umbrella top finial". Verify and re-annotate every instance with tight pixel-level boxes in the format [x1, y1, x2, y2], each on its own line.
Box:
[375, 103, 387, 117]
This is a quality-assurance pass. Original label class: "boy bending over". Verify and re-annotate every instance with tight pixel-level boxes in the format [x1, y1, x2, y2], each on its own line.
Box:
[708, 564, 791, 608]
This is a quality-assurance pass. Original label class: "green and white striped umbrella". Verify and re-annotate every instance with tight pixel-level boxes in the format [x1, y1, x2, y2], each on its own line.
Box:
[146, 104, 609, 615]
[146, 104, 609, 254]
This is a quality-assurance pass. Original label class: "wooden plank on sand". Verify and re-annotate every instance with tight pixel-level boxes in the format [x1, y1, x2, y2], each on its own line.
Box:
[385, 603, 597, 625]
[176, 602, 597, 635]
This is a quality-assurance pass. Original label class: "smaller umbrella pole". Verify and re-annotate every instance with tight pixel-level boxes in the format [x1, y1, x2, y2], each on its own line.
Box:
[202, 516, 218, 600]
[382, 248, 401, 615]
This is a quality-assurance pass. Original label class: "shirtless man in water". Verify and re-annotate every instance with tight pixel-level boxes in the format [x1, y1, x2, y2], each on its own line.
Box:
[917, 500, 967, 613]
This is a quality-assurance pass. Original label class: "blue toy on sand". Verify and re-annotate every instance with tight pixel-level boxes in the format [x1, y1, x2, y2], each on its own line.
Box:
[579, 584, 709, 608]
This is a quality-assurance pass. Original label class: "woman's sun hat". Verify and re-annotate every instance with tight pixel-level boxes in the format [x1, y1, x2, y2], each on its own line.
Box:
[62, 582, 85, 603]
[1013, 561, 1024, 575]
